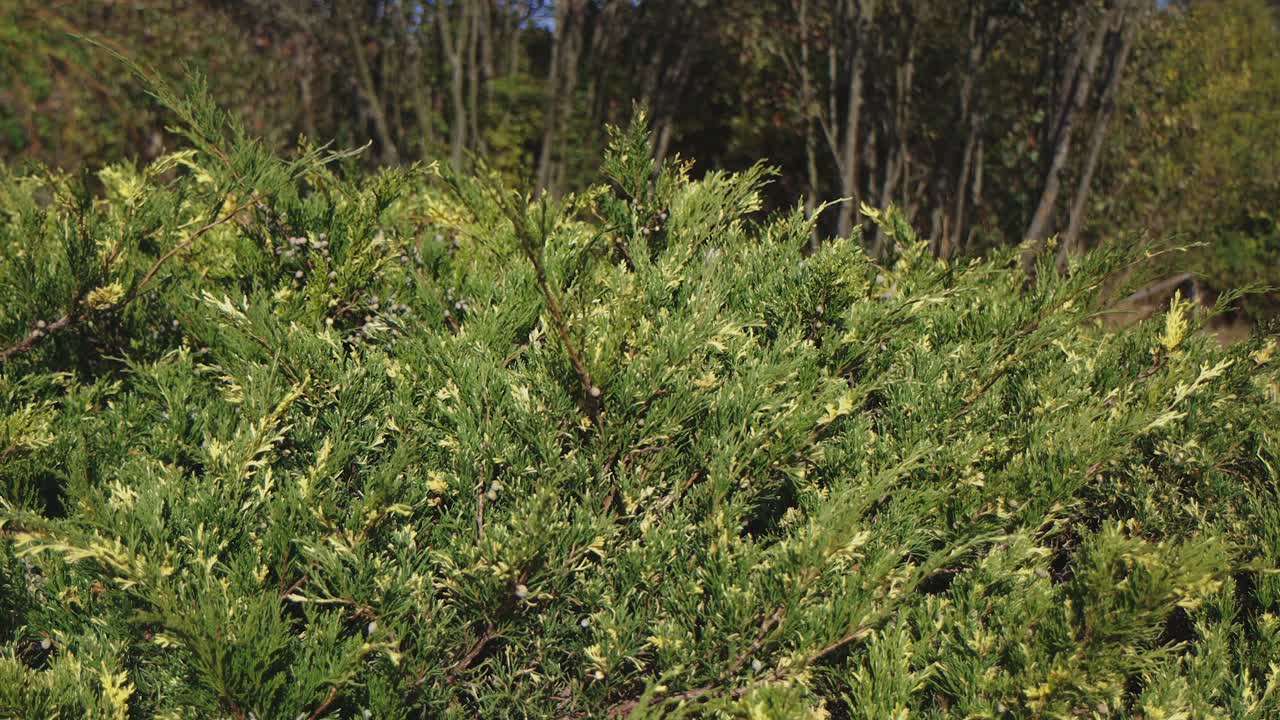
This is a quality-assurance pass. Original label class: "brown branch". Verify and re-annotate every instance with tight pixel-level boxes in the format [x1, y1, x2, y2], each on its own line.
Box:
[280, 574, 308, 599]
[1110, 273, 1196, 317]
[653, 469, 703, 516]
[1135, 355, 1166, 383]
[525, 244, 601, 418]
[578, 541, 984, 720]
[805, 626, 875, 666]
[306, 686, 338, 720]
[0, 313, 78, 364]
[501, 341, 530, 368]
[956, 263, 1127, 418]
[417, 569, 529, 690]
[444, 621, 497, 685]
[601, 675, 764, 719]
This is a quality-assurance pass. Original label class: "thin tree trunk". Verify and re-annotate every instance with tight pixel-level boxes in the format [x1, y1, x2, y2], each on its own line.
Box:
[586, 1, 626, 129]
[508, 1, 524, 76]
[1022, 4, 1113, 267]
[653, 118, 674, 170]
[873, 145, 903, 258]
[944, 8, 996, 258]
[866, 125, 882, 255]
[383, 37, 404, 148]
[967, 136, 985, 250]
[836, 5, 865, 239]
[343, 6, 399, 165]
[946, 112, 981, 259]
[299, 65, 317, 141]
[467, 1, 483, 159]
[1058, 12, 1136, 268]
[881, 6, 914, 253]
[395, 1, 436, 157]
[894, 8, 915, 215]
[552, 2, 584, 195]
[652, 36, 696, 168]
[536, 0, 569, 194]
[439, 2, 469, 170]
[480, 0, 495, 85]
[798, 0, 820, 247]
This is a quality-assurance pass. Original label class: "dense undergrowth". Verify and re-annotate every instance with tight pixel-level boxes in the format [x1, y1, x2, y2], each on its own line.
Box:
[1, 79, 1279, 719]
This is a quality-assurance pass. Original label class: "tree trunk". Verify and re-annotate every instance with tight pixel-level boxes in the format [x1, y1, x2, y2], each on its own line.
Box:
[873, 144, 904, 258]
[586, 1, 626, 129]
[299, 64, 317, 142]
[552, 2, 584, 195]
[894, 8, 915, 215]
[945, 112, 981, 259]
[968, 137, 985, 250]
[536, 1, 570, 194]
[1058, 10, 1136, 268]
[480, 0, 496, 86]
[343, 5, 399, 165]
[467, 1, 483, 160]
[505, 0, 524, 77]
[653, 118, 674, 171]
[836, 5, 865, 240]
[880, 5, 914, 253]
[652, 35, 696, 168]
[394, 1, 436, 157]
[1022, 3, 1113, 269]
[944, 8, 995, 259]
[798, 0, 820, 247]
[439, 2, 469, 170]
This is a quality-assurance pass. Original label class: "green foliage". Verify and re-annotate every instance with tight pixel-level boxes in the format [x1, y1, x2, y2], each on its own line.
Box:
[0, 0, 292, 170]
[8, 0, 1280, 328]
[1099, 0, 1280, 318]
[1, 79, 1279, 719]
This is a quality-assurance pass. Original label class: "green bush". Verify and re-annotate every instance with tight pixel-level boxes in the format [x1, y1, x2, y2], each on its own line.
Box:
[1, 80, 1279, 720]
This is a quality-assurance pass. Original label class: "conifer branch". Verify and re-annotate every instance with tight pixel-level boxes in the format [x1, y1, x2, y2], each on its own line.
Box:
[466, 179, 604, 421]
[445, 621, 497, 685]
[718, 605, 786, 681]
[306, 687, 339, 720]
[507, 203, 603, 421]
[4, 79, 1272, 718]
[0, 196, 253, 364]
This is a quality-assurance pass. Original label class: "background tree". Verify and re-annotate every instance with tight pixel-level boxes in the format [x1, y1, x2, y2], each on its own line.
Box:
[3, 0, 1278, 318]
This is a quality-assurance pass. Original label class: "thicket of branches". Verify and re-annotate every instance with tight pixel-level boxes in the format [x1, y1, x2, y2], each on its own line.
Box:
[0, 73, 1278, 718]
[6, 1, 1278, 264]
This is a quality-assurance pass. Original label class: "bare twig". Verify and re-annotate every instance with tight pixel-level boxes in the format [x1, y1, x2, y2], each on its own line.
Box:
[415, 566, 528, 691]
[127, 197, 257, 307]
[0, 313, 78, 364]
[572, 540, 991, 720]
